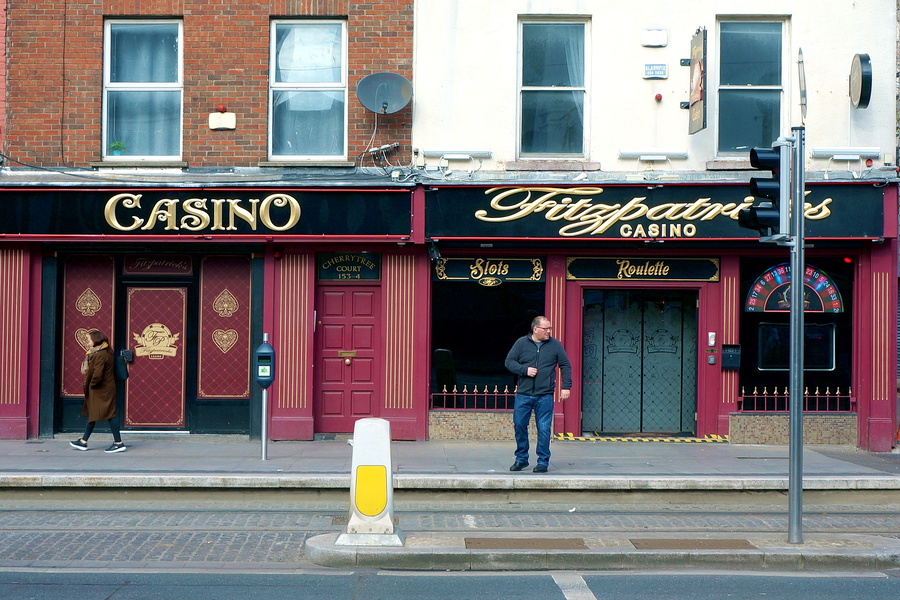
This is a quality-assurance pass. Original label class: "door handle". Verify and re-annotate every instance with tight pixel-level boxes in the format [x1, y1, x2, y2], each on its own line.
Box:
[345, 358, 352, 365]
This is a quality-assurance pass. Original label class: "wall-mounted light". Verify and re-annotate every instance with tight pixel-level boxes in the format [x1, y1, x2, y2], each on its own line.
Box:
[421, 148, 493, 159]
[618, 149, 688, 161]
[427, 241, 442, 262]
[810, 147, 880, 161]
[209, 105, 236, 130]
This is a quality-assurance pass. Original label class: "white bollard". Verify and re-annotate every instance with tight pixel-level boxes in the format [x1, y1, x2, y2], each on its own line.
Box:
[335, 417, 405, 547]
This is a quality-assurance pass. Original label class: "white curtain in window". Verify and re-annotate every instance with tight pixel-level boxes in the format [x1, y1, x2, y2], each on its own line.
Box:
[111, 26, 178, 83]
[107, 23, 180, 157]
[275, 25, 340, 111]
[271, 22, 345, 156]
[521, 23, 584, 155]
[564, 31, 584, 124]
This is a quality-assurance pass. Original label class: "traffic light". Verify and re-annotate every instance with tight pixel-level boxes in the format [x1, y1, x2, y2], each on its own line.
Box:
[738, 140, 791, 240]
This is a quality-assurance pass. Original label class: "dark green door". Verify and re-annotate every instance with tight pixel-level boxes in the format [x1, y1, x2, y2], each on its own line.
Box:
[582, 290, 698, 434]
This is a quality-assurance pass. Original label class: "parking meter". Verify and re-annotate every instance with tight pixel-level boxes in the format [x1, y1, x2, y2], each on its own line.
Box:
[254, 334, 275, 459]
[254, 338, 276, 389]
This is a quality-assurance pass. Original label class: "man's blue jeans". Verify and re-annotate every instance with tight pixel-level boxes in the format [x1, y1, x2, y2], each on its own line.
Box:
[513, 393, 553, 466]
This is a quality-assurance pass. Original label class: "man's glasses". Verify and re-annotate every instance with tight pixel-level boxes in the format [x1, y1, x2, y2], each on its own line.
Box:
[536, 326, 553, 330]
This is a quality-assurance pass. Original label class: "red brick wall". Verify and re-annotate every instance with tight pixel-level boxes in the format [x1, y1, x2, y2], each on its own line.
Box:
[4, 1, 412, 167]
[0, 0, 7, 151]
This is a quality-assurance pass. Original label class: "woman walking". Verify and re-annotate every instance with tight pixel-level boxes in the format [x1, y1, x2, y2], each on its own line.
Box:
[69, 329, 127, 453]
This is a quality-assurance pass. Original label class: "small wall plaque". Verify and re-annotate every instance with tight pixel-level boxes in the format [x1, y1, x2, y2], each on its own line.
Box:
[643, 64, 668, 79]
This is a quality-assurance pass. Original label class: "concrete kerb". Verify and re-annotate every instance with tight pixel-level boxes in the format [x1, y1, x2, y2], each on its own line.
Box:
[0, 474, 352, 489]
[304, 532, 900, 571]
[2, 473, 899, 491]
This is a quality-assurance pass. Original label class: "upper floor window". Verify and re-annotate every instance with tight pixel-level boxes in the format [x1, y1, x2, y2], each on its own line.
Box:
[519, 21, 586, 158]
[717, 21, 783, 154]
[270, 20, 347, 160]
[103, 20, 183, 160]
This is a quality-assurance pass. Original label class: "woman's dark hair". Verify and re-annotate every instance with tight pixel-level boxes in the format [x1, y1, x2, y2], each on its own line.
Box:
[89, 329, 110, 347]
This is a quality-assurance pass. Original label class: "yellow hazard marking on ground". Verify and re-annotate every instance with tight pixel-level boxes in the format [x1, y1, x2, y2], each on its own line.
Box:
[355, 464, 388, 516]
[553, 433, 729, 443]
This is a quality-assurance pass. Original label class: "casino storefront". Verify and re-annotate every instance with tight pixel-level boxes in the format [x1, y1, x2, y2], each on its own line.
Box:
[423, 182, 898, 452]
[1, 181, 896, 450]
[0, 183, 430, 441]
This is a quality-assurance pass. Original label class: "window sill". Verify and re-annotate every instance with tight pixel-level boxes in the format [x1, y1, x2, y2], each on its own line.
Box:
[90, 160, 188, 168]
[706, 158, 752, 171]
[258, 160, 356, 168]
[506, 160, 601, 171]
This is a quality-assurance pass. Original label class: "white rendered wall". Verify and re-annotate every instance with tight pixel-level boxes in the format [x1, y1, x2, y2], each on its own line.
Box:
[411, 0, 896, 175]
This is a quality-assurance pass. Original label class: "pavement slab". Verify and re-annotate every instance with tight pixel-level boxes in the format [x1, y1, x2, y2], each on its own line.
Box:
[0, 436, 898, 572]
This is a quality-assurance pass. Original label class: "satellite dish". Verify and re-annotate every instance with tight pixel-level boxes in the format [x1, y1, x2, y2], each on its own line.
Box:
[356, 72, 412, 114]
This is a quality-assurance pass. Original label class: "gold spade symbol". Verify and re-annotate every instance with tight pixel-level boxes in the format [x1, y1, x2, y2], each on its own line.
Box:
[213, 289, 239, 318]
[75, 288, 102, 317]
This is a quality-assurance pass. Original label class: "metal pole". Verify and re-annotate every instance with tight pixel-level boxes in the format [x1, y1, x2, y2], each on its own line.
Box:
[788, 126, 805, 543]
[261, 332, 269, 461]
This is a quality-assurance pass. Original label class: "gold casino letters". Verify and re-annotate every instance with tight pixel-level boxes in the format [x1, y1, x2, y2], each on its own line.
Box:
[105, 193, 301, 232]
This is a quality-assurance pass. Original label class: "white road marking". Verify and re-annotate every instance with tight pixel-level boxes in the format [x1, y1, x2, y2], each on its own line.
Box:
[552, 573, 598, 600]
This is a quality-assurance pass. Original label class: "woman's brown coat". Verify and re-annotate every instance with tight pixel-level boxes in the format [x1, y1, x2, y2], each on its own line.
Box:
[82, 346, 117, 422]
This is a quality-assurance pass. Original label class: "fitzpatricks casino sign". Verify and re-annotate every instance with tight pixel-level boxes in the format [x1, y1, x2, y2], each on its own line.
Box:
[424, 185, 884, 240]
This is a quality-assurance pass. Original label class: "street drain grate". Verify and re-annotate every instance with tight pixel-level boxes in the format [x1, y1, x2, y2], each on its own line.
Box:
[630, 539, 757, 550]
[465, 538, 587, 550]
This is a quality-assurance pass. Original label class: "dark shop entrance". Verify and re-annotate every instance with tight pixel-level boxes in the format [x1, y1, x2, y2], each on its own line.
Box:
[581, 289, 698, 435]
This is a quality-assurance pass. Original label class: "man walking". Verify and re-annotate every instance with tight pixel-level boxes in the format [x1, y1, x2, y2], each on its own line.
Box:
[505, 315, 572, 473]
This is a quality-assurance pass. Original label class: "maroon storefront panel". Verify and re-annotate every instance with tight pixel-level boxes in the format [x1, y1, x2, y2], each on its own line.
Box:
[198, 256, 251, 399]
[61, 256, 115, 397]
[125, 288, 186, 427]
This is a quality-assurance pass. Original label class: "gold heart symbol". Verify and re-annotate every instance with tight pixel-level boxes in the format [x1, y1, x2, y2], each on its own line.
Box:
[212, 329, 238, 354]
[75, 328, 93, 351]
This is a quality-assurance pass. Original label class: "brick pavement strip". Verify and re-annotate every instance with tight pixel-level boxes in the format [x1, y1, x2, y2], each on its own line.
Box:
[3, 508, 900, 534]
[0, 530, 310, 566]
[0, 506, 899, 570]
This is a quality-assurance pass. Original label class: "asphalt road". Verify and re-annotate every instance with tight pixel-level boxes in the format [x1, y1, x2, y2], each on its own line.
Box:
[1, 570, 899, 599]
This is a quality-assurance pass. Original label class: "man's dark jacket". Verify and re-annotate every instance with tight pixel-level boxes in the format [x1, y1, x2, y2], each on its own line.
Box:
[505, 335, 572, 396]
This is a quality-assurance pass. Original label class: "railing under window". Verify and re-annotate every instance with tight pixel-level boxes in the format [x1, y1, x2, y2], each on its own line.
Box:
[430, 384, 855, 412]
[738, 387, 854, 413]
[431, 385, 516, 410]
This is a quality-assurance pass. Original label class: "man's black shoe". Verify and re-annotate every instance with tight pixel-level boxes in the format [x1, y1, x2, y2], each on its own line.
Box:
[509, 462, 529, 471]
[533, 464, 548, 473]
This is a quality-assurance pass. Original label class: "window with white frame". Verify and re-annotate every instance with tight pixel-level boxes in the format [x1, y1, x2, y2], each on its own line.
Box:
[270, 20, 347, 160]
[519, 21, 586, 158]
[103, 20, 182, 159]
[717, 20, 784, 154]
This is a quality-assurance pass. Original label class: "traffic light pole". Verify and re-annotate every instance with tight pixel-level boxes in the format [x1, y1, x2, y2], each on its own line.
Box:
[741, 128, 805, 543]
[788, 126, 805, 544]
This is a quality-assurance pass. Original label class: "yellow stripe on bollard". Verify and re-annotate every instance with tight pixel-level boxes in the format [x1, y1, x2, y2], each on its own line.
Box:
[355, 464, 388, 517]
